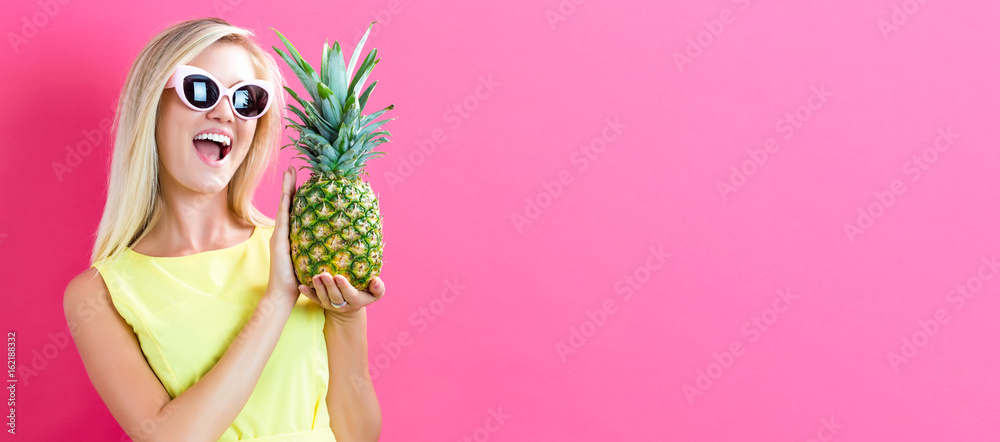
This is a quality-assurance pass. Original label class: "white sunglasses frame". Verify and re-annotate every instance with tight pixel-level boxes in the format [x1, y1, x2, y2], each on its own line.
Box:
[164, 64, 275, 120]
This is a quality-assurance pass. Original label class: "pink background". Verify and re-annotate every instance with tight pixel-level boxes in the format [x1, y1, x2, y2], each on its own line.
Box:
[2, 0, 1000, 440]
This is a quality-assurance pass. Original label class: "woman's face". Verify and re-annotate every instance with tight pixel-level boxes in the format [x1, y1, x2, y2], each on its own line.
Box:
[155, 42, 261, 196]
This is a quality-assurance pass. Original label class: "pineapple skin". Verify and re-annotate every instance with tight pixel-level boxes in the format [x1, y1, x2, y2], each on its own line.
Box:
[289, 175, 383, 292]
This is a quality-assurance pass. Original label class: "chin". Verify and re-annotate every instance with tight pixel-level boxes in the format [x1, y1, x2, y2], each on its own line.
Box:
[188, 174, 233, 196]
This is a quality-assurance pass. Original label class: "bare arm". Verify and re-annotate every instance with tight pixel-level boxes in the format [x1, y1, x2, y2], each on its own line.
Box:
[65, 271, 295, 441]
[325, 307, 382, 442]
[299, 269, 384, 440]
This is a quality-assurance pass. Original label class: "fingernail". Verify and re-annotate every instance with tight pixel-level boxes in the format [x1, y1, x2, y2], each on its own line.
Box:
[333, 275, 343, 284]
[373, 278, 381, 287]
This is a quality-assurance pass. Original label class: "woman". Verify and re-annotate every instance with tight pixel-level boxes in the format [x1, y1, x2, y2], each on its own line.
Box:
[63, 17, 384, 441]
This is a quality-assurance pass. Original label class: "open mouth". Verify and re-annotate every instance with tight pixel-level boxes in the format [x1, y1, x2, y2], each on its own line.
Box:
[192, 134, 232, 162]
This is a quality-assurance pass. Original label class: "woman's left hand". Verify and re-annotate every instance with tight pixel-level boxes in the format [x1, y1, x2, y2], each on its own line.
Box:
[299, 273, 385, 320]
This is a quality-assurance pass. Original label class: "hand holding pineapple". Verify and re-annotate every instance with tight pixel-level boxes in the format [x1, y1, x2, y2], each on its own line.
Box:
[270, 165, 386, 316]
[297, 271, 385, 319]
[264, 166, 310, 307]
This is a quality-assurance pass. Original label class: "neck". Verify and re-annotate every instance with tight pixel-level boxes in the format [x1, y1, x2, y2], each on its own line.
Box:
[146, 180, 249, 254]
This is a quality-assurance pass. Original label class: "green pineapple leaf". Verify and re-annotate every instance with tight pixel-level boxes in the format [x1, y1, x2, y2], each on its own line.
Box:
[343, 94, 360, 132]
[284, 107, 321, 138]
[326, 41, 348, 106]
[335, 123, 351, 148]
[358, 81, 377, 111]
[320, 40, 331, 94]
[348, 22, 376, 79]
[316, 84, 342, 127]
[317, 84, 343, 128]
[319, 143, 339, 162]
[356, 151, 386, 165]
[284, 86, 338, 140]
[347, 50, 378, 100]
[359, 104, 395, 128]
[271, 28, 321, 102]
[357, 118, 394, 140]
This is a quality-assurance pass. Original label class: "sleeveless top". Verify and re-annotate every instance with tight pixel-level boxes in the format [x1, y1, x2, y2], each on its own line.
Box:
[91, 225, 338, 441]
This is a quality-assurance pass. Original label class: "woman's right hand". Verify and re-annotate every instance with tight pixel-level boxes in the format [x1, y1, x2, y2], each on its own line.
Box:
[265, 166, 302, 305]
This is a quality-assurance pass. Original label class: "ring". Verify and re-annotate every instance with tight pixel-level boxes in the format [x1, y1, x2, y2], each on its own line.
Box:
[331, 299, 349, 308]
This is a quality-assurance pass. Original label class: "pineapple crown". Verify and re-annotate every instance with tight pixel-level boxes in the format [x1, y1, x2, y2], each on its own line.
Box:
[271, 22, 394, 179]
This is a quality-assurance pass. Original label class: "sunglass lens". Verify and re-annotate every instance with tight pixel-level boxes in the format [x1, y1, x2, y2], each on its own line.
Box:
[233, 85, 269, 118]
[182, 75, 220, 109]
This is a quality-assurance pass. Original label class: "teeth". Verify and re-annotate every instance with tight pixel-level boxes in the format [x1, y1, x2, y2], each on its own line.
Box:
[194, 132, 231, 147]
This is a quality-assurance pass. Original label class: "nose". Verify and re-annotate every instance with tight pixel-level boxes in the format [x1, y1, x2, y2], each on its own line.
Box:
[206, 95, 235, 123]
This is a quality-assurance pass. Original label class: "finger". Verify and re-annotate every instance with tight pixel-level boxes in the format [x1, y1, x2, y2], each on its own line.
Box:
[333, 274, 365, 306]
[321, 273, 348, 307]
[326, 274, 349, 307]
[367, 277, 385, 301]
[313, 274, 333, 309]
[299, 284, 320, 305]
[276, 166, 295, 239]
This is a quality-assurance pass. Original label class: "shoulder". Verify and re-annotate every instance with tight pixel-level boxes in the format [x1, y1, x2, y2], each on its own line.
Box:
[63, 267, 111, 321]
[252, 224, 276, 249]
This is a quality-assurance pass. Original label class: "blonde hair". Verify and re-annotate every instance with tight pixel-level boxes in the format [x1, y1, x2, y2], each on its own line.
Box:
[90, 17, 287, 266]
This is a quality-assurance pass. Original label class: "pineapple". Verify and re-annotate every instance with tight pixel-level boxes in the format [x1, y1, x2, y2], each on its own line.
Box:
[271, 23, 394, 292]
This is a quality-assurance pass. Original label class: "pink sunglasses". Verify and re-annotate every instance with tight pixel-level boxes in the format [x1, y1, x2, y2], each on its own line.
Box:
[164, 65, 274, 120]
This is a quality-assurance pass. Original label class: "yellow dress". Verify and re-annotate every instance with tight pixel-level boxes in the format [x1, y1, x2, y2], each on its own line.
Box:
[91, 225, 337, 441]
